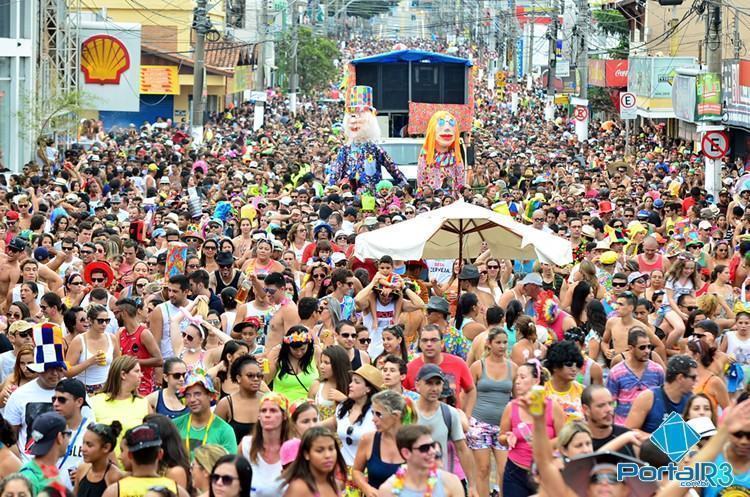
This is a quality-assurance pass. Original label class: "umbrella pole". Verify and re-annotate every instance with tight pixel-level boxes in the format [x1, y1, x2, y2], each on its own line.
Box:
[456, 221, 463, 318]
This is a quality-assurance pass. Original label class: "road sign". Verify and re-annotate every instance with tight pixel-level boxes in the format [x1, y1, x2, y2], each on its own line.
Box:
[620, 92, 637, 120]
[701, 130, 729, 159]
[574, 105, 589, 122]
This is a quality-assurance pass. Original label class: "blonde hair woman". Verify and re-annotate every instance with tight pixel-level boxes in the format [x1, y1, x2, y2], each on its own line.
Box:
[89, 355, 147, 456]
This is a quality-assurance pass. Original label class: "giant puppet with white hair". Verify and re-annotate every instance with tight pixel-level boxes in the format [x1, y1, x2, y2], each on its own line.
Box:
[327, 85, 407, 193]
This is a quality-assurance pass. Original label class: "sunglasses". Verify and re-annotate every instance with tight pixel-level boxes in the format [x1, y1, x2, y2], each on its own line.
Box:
[181, 332, 196, 342]
[94, 318, 109, 325]
[684, 306, 698, 311]
[346, 425, 354, 445]
[487, 265, 499, 269]
[91, 277, 106, 283]
[359, 338, 371, 345]
[245, 373, 264, 379]
[612, 282, 627, 288]
[636, 344, 654, 351]
[61, 246, 74, 251]
[81, 250, 94, 255]
[312, 273, 326, 279]
[169, 372, 186, 380]
[731, 431, 750, 440]
[16, 330, 32, 339]
[590, 473, 620, 485]
[69, 280, 83, 286]
[263, 287, 278, 295]
[289, 342, 307, 349]
[412, 441, 438, 453]
[339, 333, 355, 339]
[210, 474, 238, 486]
[52, 396, 69, 404]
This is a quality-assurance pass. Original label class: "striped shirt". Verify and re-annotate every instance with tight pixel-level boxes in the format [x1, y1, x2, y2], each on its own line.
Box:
[607, 360, 665, 424]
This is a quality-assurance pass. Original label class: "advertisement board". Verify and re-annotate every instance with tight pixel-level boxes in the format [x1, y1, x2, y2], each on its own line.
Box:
[672, 73, 696, 122]
[79, 21, 141, 112]
[140, 66, 179, 95]
[628, 56, 697, 117]
[696, 72, 721, 120]
[589, 60, 606, 87]
[605, 60, 628, 87]
[722, 59, 750, 130]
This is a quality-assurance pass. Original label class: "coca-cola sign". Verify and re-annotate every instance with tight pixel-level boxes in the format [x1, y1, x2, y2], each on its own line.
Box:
[605, 60, 628, 87]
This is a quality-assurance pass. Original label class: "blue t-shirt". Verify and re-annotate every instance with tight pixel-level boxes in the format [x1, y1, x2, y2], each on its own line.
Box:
[703, 451, 750, 497]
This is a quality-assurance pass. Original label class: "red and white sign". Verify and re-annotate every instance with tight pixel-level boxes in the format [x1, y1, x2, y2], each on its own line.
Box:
[701, 130, 729, 159]
[605, 60, 629, 88]
[574, 105, 589, 122]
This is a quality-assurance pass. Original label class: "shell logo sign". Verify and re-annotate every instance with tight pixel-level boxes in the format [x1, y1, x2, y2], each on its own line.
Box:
[80, 34, 131, 85]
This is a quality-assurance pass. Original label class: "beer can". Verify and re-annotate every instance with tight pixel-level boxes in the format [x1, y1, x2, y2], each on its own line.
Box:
[529, 385, 545, 416]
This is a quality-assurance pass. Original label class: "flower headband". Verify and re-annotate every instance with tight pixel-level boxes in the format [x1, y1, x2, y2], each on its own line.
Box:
[283, 330, 313, 344]
[261, 391, 289, 412]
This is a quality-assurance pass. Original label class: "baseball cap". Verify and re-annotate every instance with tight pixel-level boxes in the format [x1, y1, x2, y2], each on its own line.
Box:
[520, 272, 543, 286]
[26, 412, 67, 456]
[55, 378, 89, 407]
[7, 237, 27, 251]
[666, 355, 698, 379]
[33, 247, 50, 262]
[417, 364, 446, 382]
[627, 272, 649, 285]
[600, 251, 618, 265]
[5, 210, 19, 221]
[331, 252, 347, 265]
[124, 423, 162, 452]
[698, 220, 712, 230]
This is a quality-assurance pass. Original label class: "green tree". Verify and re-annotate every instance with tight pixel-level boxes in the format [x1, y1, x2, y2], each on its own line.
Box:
[592, 9, 629, 58]
[277, 26, 341, 94]
[16, 89, 91, 147]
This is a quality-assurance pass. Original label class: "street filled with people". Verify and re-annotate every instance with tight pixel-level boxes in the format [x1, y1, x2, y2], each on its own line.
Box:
[0, 37, 748, 497]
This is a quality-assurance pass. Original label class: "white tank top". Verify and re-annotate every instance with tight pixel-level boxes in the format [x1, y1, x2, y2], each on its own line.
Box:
[363, 300, 395, 358]
[239, 436, 284, 497]
[159, 301, 189, 359]
[76, 333, 114, 386]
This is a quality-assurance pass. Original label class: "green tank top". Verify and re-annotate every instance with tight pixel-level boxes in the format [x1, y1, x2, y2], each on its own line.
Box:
[273, 360, 317, 403]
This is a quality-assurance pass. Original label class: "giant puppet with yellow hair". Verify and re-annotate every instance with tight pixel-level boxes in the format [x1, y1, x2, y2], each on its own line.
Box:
[416, 110, 465, 196]
[327, 85, 407, 193]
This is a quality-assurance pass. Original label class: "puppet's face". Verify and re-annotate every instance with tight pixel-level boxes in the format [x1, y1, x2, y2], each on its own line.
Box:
[344, 111, 379, 143]
[435, 114, 457, 152]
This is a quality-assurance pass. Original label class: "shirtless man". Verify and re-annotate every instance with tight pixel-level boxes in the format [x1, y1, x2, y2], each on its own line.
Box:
[263, 272, 299, 352]
[0, 238, 25, 311]
[7, 259, 63, 305]
[602, 292, 665, 366]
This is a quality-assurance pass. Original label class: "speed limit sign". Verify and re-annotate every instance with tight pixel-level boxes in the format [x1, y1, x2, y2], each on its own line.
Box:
[620, 92, 636, 119]
[574, 105, 589, 122]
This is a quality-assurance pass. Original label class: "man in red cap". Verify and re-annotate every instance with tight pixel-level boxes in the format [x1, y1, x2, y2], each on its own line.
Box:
[4, 210, 19, 244]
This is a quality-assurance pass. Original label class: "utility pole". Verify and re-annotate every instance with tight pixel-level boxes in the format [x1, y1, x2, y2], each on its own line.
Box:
[704, 0, 722, 199]
[577, 0, 588, 101]
[254, 0, 268, 130]
[734, 10, 742, 58]
[545, 0, 558, 120]
[509, 0, 517, 81]
[289, 0, 299, 115]
[527, 1, 535, 81]
[191, 0, 208, 144]
[705, 0, 721, 75]
[571, 0, 589, 141]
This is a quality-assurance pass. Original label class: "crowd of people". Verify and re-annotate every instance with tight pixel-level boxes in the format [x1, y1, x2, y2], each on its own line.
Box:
[0, 35, 747, 497]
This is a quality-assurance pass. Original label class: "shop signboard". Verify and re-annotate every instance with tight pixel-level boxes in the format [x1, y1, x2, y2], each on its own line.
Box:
[722, 59, 750, 130]
[696, 72, 721, 121]
[672, 73, 696, 123]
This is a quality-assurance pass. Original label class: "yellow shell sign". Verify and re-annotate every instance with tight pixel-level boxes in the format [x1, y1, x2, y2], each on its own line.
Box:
[80, 34, 131, 85]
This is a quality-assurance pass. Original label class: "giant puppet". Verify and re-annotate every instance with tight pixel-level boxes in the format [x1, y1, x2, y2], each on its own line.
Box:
[327, 85, 407, 193]
[416, 110, 464, 196]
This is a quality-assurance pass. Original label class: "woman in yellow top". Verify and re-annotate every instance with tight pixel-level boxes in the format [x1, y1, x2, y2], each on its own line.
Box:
[90, 355, 148, 456]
